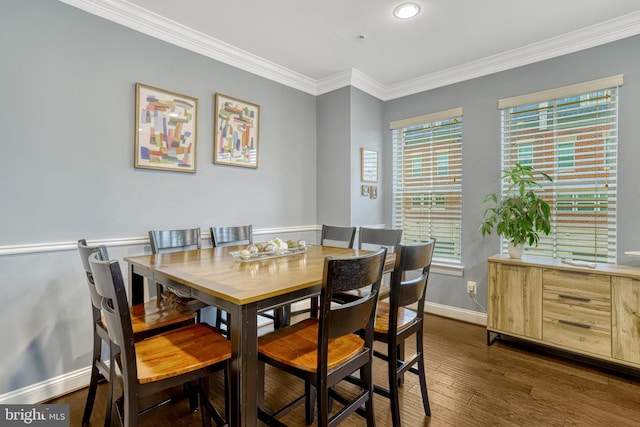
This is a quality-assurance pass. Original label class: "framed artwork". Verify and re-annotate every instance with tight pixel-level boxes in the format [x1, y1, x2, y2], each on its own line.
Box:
[361, 148, 378, 182]
[369, 185, 378, 199]
[134, 83, 198, 173]
[214, 93, 260, 168]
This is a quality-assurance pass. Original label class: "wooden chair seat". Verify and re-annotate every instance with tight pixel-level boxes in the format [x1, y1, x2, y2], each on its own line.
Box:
[373, 300, 417, 334]
[135, 323, 231, 384]
[258, 318, 364, 373]
[129, 298, 197, 335]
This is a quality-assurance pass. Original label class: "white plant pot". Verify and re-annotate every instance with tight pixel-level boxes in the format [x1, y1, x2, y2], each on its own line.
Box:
[508, 241, 524, 259]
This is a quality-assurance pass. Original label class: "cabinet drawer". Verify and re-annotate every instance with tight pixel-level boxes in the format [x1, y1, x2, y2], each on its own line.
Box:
[543, 317, 611, 357]
[542, 268, 611, 356]
[542, 268, 610, 300]
[543, 291, 611, 331]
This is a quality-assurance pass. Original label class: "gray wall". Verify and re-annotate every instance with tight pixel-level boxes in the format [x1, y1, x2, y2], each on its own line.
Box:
[316, 88, 351, 226]
[350, 88, 385, 227]
[316, 87, 386, 229]
[383, 34, 640, 311]
[0, 0, 317, 394]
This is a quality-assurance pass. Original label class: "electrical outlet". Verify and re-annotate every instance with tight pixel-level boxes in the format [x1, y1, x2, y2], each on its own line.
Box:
[467, 280, 477, 294]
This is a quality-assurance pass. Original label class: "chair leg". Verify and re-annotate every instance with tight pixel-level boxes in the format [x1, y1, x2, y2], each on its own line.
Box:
[224, 363, 230, 423]
[188, 382, 199, 412]
[388, 341, 402, 427]
[317, 379, 329, 427]
[199, 377, 212, 427]
[304, 381, 315, 425]
[416, 333, 431, 416]
[361, 365, 375, 427]
[104, 343, 115, 427]
[123, 384, 139, 427]
[82, 329, 102, 426]
[398, 342, 406, 386]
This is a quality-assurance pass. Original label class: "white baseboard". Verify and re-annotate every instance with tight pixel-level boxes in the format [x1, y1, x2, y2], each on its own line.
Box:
[425, 301, 487, 326]
[0, 302, 486, 405]
[0, 366, 92, 405]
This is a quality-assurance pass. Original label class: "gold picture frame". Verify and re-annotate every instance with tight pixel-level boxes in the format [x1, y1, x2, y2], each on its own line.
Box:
[361, 148, 378, 182]
[134, 83, 198, 173]
[214, 93, 260, 168]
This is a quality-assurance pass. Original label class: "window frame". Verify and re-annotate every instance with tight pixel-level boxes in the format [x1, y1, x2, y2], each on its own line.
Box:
[498, 76, 621, 263]
[390, 108, 463, 264]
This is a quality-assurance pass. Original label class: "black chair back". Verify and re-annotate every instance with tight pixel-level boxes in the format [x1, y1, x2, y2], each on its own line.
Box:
[320, 224, 356, 248]
[149, 228, 201, 254]
[389, 240, 435, 316]
[211, 225, 252, 247]
[358, 227, 403, 253]
[78, 239, 110, 310]
[89, 252, 135, 364]
[318, 247, 387, 357]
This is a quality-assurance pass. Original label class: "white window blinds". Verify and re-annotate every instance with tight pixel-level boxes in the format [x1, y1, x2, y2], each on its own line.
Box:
[499, 76, 621, 263]
[391, 108, 463, 263]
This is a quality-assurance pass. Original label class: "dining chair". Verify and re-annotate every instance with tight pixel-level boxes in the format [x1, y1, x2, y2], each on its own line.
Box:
[358, 227, 403, 253]
[210, 224, 252, 248]
[334, 227, 403, 302]
[320, 224, 357, 248]
[370, 239, 435, 426]
[257, 247, 387, 427]
[209, 225, 282, 331]
[283, 224, 358, 326]
[89, 251, 231, 427]
[148, 228, 208, 317]
[78, 239, 198, 426]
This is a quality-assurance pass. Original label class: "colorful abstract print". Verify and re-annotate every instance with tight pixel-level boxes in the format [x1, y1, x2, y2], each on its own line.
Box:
[138, 91, 196, 171]
[216, 100, 257, 166]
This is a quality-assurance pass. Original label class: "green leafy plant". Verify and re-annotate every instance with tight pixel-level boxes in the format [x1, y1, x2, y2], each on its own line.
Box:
[481, 164, 553, 246]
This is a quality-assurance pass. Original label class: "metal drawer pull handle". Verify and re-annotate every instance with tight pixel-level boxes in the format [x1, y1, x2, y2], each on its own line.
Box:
[558, 294, 591, 302]
[559, 319, 591, 329]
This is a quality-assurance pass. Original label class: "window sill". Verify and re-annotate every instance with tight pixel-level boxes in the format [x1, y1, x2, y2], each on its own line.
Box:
[432, 262, 464, 277]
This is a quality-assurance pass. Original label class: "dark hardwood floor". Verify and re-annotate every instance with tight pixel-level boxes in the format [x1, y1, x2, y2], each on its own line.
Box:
[47, 314, 640, 426]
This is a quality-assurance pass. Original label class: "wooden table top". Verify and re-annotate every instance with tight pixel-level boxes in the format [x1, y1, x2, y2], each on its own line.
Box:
[125, 245, 395, 306]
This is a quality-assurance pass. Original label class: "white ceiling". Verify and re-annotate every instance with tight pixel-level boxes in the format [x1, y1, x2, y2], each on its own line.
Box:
[63, 0, 640, 100]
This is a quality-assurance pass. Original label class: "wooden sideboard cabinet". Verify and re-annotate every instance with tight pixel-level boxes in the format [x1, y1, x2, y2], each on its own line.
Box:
[487, 254, 640, 370]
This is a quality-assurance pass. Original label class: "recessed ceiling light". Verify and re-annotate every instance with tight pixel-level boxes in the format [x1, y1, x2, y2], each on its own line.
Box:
[393, 2, 421, 20]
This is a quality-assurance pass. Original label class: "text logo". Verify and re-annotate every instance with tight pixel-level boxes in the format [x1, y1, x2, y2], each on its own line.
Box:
[0, 405, 69, 426]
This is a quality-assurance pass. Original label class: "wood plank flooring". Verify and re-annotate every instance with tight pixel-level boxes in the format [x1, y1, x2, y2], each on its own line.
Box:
[46, 314, 640, 426]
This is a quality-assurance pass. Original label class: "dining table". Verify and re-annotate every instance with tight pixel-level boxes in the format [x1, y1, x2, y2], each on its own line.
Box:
[124, 244, 395, 427]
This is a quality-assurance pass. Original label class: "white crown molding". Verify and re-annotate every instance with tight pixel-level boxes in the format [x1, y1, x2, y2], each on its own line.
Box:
[315, 69, 353, 95]
[315, 68, 387, 99]
[382, 10, 640, 100]
[58, 0, 317, 95]
[59, 1, 640, 101]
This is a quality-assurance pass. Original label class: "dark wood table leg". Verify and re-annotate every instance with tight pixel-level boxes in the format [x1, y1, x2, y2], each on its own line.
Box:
[128, 264, 145, 306]
[228, 303, 258, 427]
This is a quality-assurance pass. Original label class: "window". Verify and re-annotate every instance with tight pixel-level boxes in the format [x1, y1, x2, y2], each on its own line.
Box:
[437, 152, 449, 176]
[499, 75, 621, 263]
[517, 142, 533, 167]
[391, 108, 463, 264]
[557, 138, 575, 169]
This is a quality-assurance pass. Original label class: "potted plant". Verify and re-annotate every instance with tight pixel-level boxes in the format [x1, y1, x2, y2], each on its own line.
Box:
[480, 163, 553, 258]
